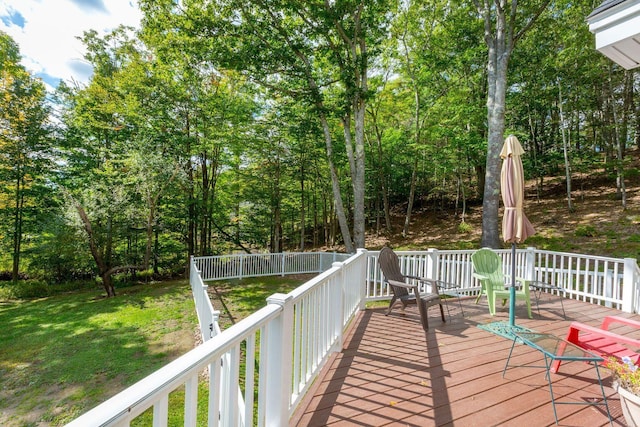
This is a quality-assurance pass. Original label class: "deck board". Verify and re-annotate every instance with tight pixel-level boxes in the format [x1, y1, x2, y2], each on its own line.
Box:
[291, 296, 631, 426]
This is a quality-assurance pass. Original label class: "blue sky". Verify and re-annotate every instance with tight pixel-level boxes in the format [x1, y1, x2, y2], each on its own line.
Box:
[0, 0, 141, 91]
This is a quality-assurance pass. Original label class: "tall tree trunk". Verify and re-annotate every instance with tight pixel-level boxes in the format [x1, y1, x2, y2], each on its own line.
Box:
[144, 203, 155, 270]
[75, 202, 115, 297]
[272, 157, 282, 253]
[609, 65, 627, 208]
[635, 71, 640, 148]
[105, 215, 113, 273]
[319, 114, 354, 252]
[200, 152, 209, 255]
[558, 80, 573, 212]
[153, 226, 159, 275]
[621, 70, 633, 156]
[476, 0, 549, 248]
[144, 166, 179, 270]
[331, 2, 367, 250]
[185, 111, 195, 263]
[403, 83, 422, 238]
[369, 109, 392, 233]
[352, 94, 367, 249]
[299, 162, 305, 250]
[481, 43, 507, 249]
[475, 164, 486, 199]
[403, 158, 419, 238]
[12, 173, 23, 282]
[313, 180, 318, 247]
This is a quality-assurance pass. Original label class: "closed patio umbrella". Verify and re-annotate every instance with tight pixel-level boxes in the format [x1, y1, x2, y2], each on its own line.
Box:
[500, 135, 535, 326]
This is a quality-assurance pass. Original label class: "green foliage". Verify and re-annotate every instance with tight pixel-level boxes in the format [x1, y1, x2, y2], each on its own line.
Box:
[2, 2, 640, 283]
[0, 279, 50, 299]
[457, 222, 473, 234]
[0, 31, 53, 282]
[575, 225, 597, 238]
[626, 168, 640, 179]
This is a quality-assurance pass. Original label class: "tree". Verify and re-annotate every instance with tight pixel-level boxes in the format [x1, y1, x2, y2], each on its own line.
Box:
[140, 0, 393, 251]
[57, 28, 182, 295]
[473, 0, 549, 248]
[0, 31, 51, 281]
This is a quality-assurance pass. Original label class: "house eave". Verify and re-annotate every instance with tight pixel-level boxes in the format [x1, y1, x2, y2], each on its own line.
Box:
[588, 0, 640, 70]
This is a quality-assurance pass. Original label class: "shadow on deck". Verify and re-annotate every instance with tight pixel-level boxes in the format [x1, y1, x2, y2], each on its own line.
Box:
[292, 295, 632, 426]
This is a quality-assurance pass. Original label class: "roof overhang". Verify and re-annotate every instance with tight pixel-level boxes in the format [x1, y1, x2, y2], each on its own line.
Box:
[588, 0, 640, 70]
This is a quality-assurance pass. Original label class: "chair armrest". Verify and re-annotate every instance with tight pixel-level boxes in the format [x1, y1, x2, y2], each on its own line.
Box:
[405, 274, 436, 285]
[601, 316, 640, 331]
[473, 273, 488, 281]
[433, 280, 459, 290]
[387, 279, 414, 289]
[567, 321, 640, 349]
[404, 275, 442, 293]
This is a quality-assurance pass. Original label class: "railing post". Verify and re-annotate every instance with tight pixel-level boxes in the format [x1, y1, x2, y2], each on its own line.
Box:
[281, 253, 286, 277]
[211, 310, 220, 338]
[623, 258, 637, 313]
[332, 260, 345, 351]
[239, 253, 244, 280]
[526, 247, 536, 281]
[264, 293, 294, 426]
[427, 249, 439, 282]
[357, 249, 368, 311]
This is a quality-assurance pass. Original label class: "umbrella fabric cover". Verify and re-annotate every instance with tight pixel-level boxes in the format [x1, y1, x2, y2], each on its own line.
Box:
[500, 135, 535, 243]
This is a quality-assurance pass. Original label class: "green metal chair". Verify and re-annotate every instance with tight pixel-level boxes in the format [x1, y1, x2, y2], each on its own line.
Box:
[471, 248, 532, 318]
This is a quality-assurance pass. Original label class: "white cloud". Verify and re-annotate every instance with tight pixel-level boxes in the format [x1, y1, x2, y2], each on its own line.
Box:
[0, 0, 142, 89]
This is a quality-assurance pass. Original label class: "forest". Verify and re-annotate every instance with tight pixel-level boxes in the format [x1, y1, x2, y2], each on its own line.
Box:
[0, 0, 637, 296]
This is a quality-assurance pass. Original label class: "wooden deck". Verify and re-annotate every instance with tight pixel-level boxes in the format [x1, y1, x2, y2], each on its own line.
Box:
[291, 294, 636, 426]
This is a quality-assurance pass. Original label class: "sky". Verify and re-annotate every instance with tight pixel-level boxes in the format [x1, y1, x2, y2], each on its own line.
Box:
[1, 0, 142, 91]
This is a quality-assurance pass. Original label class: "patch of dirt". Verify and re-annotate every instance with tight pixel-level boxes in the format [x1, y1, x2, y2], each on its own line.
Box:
[149, 328, 196, 359]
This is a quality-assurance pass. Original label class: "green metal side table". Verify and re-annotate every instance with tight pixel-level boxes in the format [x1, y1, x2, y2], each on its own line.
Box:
[503, 331, 612, 426]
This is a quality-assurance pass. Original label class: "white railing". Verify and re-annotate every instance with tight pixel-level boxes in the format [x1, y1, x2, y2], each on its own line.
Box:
[190, 258, 219, 342]
[365, 247, 639, 311]
[194, 252, 349, 281]
[67, 247, 640, 427]
[528, 249, 635, 311]
[66, 249, 368, 427]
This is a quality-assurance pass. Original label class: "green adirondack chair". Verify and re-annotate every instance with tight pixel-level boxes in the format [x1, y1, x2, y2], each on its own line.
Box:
[471, 248, 532, 318]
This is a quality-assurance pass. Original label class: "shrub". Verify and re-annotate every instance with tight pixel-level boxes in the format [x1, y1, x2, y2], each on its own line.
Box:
[457, 222, 473, 234]
[575, 225, 597, 237]
[0, 279, 99, 300]
[0, 280, 50, 299]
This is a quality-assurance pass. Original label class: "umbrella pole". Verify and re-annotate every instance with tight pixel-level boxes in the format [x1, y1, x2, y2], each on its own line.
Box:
[509, 243, 516, 326]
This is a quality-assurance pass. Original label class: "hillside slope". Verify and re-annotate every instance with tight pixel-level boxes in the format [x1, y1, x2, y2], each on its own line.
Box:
[366, 165, 640, 260]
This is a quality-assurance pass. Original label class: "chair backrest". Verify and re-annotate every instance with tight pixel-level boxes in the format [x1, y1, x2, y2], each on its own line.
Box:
[378, 247, 409, 297]
[471, 248, 504, 290]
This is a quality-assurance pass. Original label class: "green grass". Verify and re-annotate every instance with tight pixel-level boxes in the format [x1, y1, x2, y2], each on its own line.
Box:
[210, 275, 313, 328]
[0, 281, 197, 427]
[0, 275, 309, 426]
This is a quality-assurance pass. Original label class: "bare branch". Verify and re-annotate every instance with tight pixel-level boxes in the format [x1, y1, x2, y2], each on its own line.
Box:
[513, 0, 551, 45]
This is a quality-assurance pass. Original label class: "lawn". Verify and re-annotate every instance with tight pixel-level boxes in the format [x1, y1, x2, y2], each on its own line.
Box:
[0, 275, 310, 427]
[0, 281, 197, 427]
[208, 274, 317, 329]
